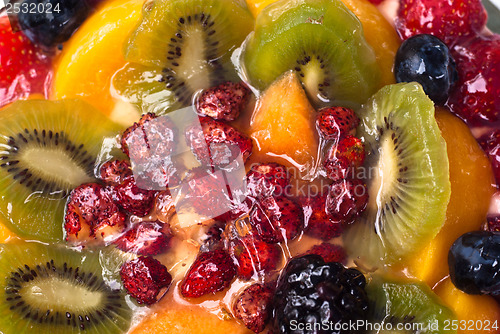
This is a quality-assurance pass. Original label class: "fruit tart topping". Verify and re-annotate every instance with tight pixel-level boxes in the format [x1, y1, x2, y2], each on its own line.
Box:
[64, 183, 127, 244]
[273, 255, 368, 333]
[316, 106, 360, 141]
[395, 0, 487, 47]
[246, 162, 290, 198]
[303, 242, 347, 264]
[487, 215, 500, 232]
[99, 160, 133, 185]
[111, 175, 157, 217]
[114, 220, 172, 256]
[18, 0, 92, 48]
[180, 249, 236, 298]
[298, 193, 343, 241]
[395, 34, 458, 105]
[449, 231, 500, 295]
[478, 129, 500, 185]
[185, 117, 253, 167]
[233, 284, 274, 333]
[196, 82, 251, 121]
[249, 195, 304, 244]
[447, 34, 500, 127]
[326, 179, 368, 225]
[120, 256, 172, 305]
[324, 135, 366, 181]
[0, 17, 51, 107]
[228, 235, 282, 280]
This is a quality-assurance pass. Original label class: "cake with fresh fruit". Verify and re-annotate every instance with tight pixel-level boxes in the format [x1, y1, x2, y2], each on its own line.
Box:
[0, 0, 500, 333]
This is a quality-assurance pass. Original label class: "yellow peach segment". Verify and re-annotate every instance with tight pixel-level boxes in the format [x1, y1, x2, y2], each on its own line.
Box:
[248, 71, 318, 173]
[434, 278, 500, 334]
[406, 108, 496, 287]
[51, 0, 143, 117]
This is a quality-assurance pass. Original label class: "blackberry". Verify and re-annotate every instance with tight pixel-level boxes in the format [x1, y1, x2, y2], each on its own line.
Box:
[273, 255, 368, 334]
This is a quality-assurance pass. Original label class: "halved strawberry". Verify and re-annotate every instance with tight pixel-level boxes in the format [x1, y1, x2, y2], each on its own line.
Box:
[326, 179, 368, 224]
[324, 135, 365, 181]
[316, 106, 359, 141]
[246, 162, 290, 198]
[114, 221, 172, 256]
[180, 249, 236, 298]
[196, 81, 251, 121]
[228, 235, 281, 280]
[99, 160, 132, 185]
[395, 0, 487, 47]
[111, 175, 157, 217]
[120, 256, 172, 305]
[298, 193, 343, 241]
[303, 243, 347, 264]
[249, 196, 303, 243]
[0, 17, 51, 107]
[233, 284, 274, 333]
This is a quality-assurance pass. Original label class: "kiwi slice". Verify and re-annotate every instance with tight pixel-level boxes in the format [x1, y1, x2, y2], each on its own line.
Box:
[367, 276, 456, 334]
[344, 83, 450, 265]
[0, 99, 122, 242]
[113, 0, 254, 115]
[241, 0, 380, 107]
[0, 242, 131, 333]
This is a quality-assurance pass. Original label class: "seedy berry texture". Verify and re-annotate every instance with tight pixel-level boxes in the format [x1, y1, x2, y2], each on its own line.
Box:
[196, 81, 251, 121]
[233, 284, 274, 333]
[395, 0, 487, 47]
[324, 135, 365, 181]
[395, 34, 458, 105]
[112, 176, 157, 217]
[273, 255, 369, 334]
[326, 179, 368, 225]
[316, 107, 359, 141]
[180, 249, 236, 298]
[304, 243, 347, 264]
[99, 160, 132, 185]
[298, 193, 343, 241]
[478, 129, 500, 185]
[120, 256, 172, 305]
[447, 36, 500, 127]
[185, 117, 253, 167]
[114, 221, 171, 256]
[246, 162, 290, 198]
[250, 196, 303, 243]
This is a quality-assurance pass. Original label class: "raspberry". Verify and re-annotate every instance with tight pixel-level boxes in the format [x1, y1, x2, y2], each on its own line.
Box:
[316, 106, 359, 141]
[120, 256, 172, 305]
[114, 221, 172, 256]
[196, 81, 251, 121]
[233, 284, 274, 333]
[324, 135, 365, 181]
[246, 162, 290, 198]
[326, 179, 368, 224]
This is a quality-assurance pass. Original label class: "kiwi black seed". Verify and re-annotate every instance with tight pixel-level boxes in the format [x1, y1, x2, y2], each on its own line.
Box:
[113, 0, 254, 115]
[366, 276, 456, 334]
[0, 99, 122, 242]
[0, 242, 131, 333]
[344, 83, 450, 265]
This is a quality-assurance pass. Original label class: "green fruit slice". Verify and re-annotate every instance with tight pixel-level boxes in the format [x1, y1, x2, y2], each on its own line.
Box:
[344, 83, 450, 265]
[0, 242, 132, 334]
[242, 0, 380, 107]
[0, 99, 122, 242]
[114, 0, 254, 115]
[367, 276, 456, 334]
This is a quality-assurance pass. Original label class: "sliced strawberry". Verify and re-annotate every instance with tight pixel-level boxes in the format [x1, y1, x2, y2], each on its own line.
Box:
[447, 35, 500, 127]
[180, 249, 236, 298]
[304, 243, 347, 264]
[246, 162, 290, 198]
[233, 284, 274, 333]
[324, 135, 365, 181]
[228, 235, 281, 280]
[0, 17, 51, 107]
[111, 175, 157, 217]
[114, 221, 172, 256]
[99, 160, 132, 185]
[64, 183, 127, 244]
[120, 256, 172, 305]
[250, 196, 303, 243]
[316, 106, 359, 141]
[298, 193, 343, 241]
[395, 0, 487, 47]
[196, 81, 251, 121]
[326, 179, 368, 224]
[185, 117, 253, 167]
[478, 129, 500, 185]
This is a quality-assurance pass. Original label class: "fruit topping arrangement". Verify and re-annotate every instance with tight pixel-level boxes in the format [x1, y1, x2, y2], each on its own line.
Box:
[0, 0, 500, 333]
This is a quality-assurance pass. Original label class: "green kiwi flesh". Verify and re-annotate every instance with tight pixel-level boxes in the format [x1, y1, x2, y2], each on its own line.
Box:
[0, 242, 132, 334]
[0, 99, 122, 242]
[242, 0, 380, 107]
[344, 83, 450, 265]
[366, 276, 456, 334]
[115, 0, 254, 114]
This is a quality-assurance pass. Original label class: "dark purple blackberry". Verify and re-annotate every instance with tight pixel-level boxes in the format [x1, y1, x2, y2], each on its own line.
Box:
[273, 255, 368, 334]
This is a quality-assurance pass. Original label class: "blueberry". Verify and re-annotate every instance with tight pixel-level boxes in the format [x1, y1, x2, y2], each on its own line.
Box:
[448, 231, 500, 295]
[394, 34, 458, 105]
[17, 0, 91, 48]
